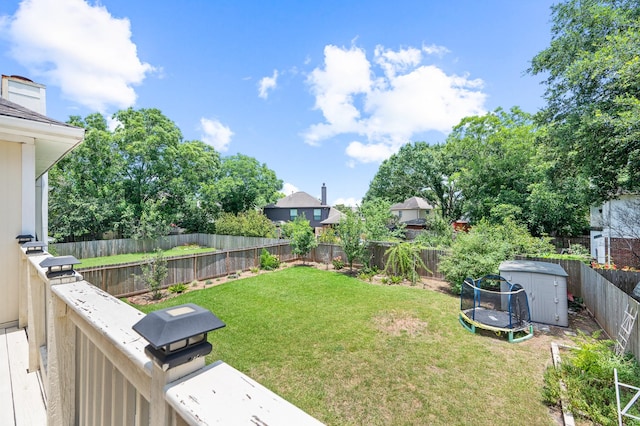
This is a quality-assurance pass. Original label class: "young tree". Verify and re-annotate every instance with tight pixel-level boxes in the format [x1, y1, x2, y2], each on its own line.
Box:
[137, 249, 168, 300]
[288, 214, 317, 264]
[337, 209, 365, 271]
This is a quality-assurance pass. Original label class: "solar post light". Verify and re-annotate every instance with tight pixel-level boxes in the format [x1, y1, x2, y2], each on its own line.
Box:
[39, 255, 80, 279]
[23, 241, 47, 255]
[16, 234, 34, 244]
[132, 303, 225, 371]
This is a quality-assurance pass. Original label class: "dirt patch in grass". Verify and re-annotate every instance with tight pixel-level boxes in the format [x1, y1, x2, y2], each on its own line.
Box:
[373, 311, 428, 337]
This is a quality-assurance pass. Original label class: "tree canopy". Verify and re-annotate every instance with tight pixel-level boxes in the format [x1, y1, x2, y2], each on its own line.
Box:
[529, 0, 640, 202]
[49, 108, 281, 242]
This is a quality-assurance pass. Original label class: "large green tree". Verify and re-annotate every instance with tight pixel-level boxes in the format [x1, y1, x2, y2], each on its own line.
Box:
[365, 142, 462, 220]
[529, 0, 640, 202]
[50, 108, 231, 241]
[444, 107, 539, 225]
[215, 154, 283, 214]
[49, 113, 124, 241]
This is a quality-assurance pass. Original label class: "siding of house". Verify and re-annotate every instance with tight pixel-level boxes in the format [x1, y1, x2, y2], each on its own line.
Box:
[263, 207, 331, 229]
[0, 141, 22, 326]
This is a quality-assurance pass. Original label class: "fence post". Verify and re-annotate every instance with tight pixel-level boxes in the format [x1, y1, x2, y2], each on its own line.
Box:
[46, 285, 76, 425]
[27, 265, 45, 373]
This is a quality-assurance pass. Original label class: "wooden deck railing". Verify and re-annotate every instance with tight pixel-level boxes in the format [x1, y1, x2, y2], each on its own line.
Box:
[18, 246, 323, 425]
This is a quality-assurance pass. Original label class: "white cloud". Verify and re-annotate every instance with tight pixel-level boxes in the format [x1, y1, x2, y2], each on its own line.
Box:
[304, 44, 486, 164]
[345, 141, 395, 164]
[422, 43, 450, 56]
[282, 183, 299, 195]
[258, 70, 278, 99]
[200, 118, 233, 151]
[2, 0, 154, 112]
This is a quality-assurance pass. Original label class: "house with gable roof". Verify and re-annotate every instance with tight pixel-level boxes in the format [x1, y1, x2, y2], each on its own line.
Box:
[390, 196, 434, 228]
[0, 75, 85, 327]
[263, 183, 343, 234]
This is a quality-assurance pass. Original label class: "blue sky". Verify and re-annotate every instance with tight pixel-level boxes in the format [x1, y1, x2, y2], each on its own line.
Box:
[0, 0, 556, 206]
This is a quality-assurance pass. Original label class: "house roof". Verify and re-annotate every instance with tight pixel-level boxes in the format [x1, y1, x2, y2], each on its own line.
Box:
[390, 196, 433, 211]
[0, 97, 84, 177]
[320, 207, 345, 225]
[0, 97, 77, 127]
[268, 191, 326, 208]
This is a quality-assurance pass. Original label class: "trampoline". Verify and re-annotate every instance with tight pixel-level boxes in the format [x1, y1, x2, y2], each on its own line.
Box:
[459, 274, 534, 343]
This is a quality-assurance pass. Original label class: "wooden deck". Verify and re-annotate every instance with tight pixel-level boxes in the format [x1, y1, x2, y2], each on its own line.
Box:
[0, 327, 46, 425]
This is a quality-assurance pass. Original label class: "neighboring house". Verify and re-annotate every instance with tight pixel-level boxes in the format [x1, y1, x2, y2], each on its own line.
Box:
[590, 194, 640, 267]
[264, 183, 341, 235]
[390, 196, 434, 228]
[0, 75, 84, 327]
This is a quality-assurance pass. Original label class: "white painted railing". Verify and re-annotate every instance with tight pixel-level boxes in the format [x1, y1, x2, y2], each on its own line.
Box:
[18, 246, 323, 425]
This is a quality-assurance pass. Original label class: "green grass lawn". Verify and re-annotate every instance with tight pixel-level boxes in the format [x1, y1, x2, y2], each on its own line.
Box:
[76, 246, 216, 268]
[133, 266, 556, 426]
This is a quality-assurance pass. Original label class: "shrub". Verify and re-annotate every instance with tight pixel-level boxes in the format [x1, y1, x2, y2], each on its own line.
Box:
[383, 242, 431, 286]
[439, 218, 554, 294]
[260, 248, 280, 270]
[318, 228, 339, 243]
[168, 283, 188, 294]
[332, 256, 345, 270]
[542, 333, 640, 425]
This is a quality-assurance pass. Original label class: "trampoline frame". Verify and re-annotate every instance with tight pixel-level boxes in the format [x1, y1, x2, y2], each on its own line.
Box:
[459, 275, 534, 343]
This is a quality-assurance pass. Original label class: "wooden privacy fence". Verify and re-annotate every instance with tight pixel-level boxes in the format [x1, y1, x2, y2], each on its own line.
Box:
[578, 262, 640, 360]
[52, 233, 281, 259]
[79, 243, 295, 297]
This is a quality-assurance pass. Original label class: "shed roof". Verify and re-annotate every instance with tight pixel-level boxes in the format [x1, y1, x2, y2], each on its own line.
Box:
[499, 260, 568, 277]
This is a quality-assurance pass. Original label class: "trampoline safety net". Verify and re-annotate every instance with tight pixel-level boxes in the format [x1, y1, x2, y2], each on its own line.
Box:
[460, 275, 531, 330]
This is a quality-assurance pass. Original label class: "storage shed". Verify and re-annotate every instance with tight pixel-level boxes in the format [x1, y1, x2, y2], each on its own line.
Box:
[498, 260, 569, 327]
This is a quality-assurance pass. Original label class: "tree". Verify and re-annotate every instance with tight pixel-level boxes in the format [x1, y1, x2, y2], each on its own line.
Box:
[359, 198, 403, 242]
[529, 0, 640, 202]
[288, 214, 317, 264]
[337, 209, 366, 271]
[215, 154, 283, 214]
[444, 107, 539, 225]
[136, 249, 168, 300]
[49, 113, 125, 241]
[364, 142, 462, 220]
[111, 108, 185, 238]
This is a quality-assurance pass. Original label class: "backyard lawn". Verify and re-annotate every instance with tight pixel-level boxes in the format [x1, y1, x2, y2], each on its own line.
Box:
[132, 266, 561, 425]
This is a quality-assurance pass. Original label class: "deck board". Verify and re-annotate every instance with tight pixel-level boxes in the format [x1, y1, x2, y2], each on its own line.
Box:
[1, 327, 46, 426]
[0, 328, 16, 425]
